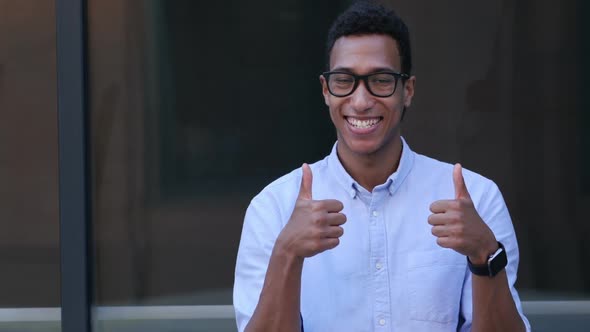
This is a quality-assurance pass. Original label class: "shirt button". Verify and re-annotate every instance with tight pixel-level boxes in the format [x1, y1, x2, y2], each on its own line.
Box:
[372, 210, 378, 217]
[379, 319, 386, 326]
[376, 262, 382, 270]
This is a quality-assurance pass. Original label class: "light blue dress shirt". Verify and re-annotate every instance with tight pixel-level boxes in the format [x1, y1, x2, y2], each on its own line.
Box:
[234, 138, 530, 332]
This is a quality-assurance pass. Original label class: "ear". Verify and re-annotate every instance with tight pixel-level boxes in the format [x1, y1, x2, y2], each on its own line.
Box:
[402, 75, 416, 108]
[319, 75, 330, 107]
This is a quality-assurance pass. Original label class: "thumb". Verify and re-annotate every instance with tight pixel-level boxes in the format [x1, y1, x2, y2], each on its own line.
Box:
[453, 163, 470, 199]
[298, 163, 313, 200]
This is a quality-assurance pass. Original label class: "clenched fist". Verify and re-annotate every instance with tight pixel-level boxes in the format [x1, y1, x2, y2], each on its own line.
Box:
[275, 163, 347, 258]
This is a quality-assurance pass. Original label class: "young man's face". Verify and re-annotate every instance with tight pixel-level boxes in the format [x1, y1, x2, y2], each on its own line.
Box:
[320, 34, 415, 158]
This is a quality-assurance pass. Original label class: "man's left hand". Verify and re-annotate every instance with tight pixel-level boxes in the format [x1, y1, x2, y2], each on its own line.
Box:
[428, 163, 498, 264]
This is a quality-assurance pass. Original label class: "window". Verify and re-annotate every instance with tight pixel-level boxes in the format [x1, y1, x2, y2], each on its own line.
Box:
[86, 1, 589, 331]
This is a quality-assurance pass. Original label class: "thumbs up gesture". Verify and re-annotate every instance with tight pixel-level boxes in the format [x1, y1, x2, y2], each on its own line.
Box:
[428, 164, 498, 264]
[275, 164, 347, 258]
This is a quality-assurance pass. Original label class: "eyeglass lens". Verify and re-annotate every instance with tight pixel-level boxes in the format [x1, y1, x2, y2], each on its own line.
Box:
[327, 73, 398, 97]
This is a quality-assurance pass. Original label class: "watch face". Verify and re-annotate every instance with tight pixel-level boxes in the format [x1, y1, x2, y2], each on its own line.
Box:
[489, 247, 503, 260]
[489, 248, 508, 277]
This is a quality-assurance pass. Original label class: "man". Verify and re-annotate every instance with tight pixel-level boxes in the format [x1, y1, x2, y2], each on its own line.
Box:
[234, 2, 530, 331]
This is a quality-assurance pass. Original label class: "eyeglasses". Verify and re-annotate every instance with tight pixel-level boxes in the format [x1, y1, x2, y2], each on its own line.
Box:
[322, 71, 409, 97]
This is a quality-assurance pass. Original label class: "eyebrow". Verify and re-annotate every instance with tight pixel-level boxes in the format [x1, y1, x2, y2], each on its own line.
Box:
[330, 66, 399, 74]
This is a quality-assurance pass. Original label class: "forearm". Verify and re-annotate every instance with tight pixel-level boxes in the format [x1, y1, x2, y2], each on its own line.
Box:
[245, 247, 304, 332]
[471, 270, 525, 332]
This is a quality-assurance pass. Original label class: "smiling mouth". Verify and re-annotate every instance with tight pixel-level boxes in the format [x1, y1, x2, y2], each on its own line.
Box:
[345, 116, 383, 129]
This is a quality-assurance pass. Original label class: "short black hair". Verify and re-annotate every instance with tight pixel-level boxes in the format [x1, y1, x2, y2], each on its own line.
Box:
[325, 1, 412, 75]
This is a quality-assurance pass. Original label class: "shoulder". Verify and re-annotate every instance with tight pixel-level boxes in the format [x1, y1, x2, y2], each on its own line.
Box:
[411, 152, 499, 199]
[250, 157, 329, 211]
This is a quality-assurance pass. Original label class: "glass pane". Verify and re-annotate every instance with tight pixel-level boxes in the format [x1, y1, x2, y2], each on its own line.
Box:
[88, 0, 589, 331]
[0, 0, 61, 331]
[88, 1, 347, 330]
[88, 0, 343, 298]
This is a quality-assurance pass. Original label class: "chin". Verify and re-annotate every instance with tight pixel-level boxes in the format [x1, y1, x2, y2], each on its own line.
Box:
[343, 139, 382, 156]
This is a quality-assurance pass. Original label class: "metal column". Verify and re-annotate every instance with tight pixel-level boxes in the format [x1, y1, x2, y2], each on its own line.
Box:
[56, 0, 92, 331]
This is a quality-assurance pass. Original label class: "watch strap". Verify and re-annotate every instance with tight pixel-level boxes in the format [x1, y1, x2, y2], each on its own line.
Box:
[467, 241, 507, 277]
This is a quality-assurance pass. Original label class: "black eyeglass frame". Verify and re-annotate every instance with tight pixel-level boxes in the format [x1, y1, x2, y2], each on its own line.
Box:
[322, 71, 410, 98]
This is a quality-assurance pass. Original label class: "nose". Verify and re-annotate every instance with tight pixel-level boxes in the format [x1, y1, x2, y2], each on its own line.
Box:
[349, 80, 375, 112]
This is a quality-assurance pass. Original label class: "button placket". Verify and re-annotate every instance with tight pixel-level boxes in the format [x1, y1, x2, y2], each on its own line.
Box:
[369, 196, 391, 331]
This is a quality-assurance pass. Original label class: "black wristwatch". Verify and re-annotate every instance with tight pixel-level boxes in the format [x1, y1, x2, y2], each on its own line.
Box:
[467, 242, 507, 277]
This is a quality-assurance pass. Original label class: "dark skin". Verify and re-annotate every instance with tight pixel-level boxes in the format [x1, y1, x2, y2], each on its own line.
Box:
[321, 36, 412, 192]
[245, 34, 525, 332]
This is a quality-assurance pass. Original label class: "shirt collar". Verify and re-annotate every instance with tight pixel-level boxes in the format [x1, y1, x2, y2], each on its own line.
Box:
[326, 136, 415, 198]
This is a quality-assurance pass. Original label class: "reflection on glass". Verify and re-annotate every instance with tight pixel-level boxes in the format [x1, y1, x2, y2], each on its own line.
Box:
[0, 0, 61, 330]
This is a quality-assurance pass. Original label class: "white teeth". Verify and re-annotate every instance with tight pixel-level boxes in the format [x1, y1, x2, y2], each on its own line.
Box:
[347, 117, 380, 129]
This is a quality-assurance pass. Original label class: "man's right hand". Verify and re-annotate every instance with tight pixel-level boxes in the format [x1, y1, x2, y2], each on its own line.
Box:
[275, 163, 347, 258]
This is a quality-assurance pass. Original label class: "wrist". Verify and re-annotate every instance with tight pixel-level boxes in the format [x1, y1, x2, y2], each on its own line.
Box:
[468, 241, 499, 265]
[467, 241, 507, 277]
[273, 240, 305, 266]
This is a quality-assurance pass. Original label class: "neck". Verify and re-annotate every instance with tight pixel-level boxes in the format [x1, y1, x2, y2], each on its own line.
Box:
[337, 136, 403, 192]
